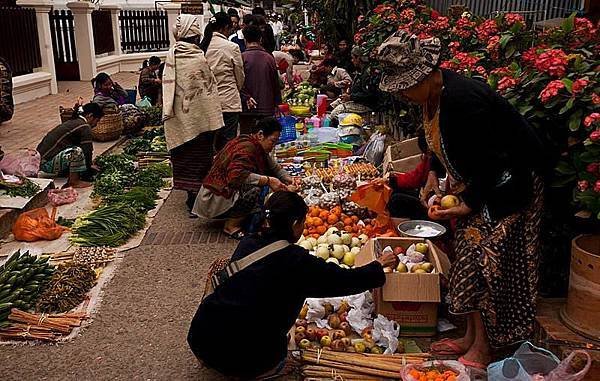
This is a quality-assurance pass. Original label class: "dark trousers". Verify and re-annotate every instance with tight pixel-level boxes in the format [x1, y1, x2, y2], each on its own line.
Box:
[216, 112, 240, 152]
[387, 190, 427, 220]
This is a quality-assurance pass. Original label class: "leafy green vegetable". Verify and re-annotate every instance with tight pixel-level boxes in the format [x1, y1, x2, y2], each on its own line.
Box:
[104, 186, 158, 211]
[95, 154, 135, 174]
[133, 168, 165, 191]
[123, 138, 152, 156]
[147, 161, 172, 178]
[0, 177, 41, 198]
[56, 216, 75, 228]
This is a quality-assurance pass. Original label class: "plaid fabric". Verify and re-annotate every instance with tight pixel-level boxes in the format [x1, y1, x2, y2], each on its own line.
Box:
[203, 135, 268, 199]
[40, 147, 87, 175]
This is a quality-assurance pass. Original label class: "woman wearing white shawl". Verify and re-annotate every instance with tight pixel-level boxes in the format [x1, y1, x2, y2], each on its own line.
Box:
[163, 14, 224, 211]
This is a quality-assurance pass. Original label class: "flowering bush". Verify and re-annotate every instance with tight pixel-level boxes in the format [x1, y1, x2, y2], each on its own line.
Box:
[356, 2, 600, 218]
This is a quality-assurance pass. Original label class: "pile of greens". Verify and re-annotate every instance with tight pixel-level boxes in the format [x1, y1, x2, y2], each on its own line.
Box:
[92, 154, 137, 198]
[0, 176, 41, 198]
[104, 186, 158, 211]
[139, 106, 163, 126]
[123, 138, 152, 156]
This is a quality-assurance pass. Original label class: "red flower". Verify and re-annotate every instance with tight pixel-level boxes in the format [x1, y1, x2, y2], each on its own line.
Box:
[539, 80, 565, 103]
[593, 93, 600, 105]
[486, 35, 501, 60]
[476, 19, 498, 41]
[585, 113, 600, 128]
[430, 9, 440, 19]
[571, 18, 598, 48]
[594, 180, 600, 193]
[474, 66, 487, 77]
[374, 4, 394, 14]
[504, 13, 525, 28]
[521, 45, 547, 67]
[578, 180, 589, 192]
[448, 41, 461, 54]
[491, 66, 512, 77]
[497, 76, 519, 92]
[534, 49, 568, 78]
[453, 17, 475, 39]
[572, 78, 590, 95]
[430, 16, 450, 32]
[400, 8, 416, 23]
[587, 163, 599, 174]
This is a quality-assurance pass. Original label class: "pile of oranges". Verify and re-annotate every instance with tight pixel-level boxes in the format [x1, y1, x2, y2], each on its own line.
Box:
[304, 206, 360, 238]
[303, 206, 399, 239]
[407, 368, 458, 381]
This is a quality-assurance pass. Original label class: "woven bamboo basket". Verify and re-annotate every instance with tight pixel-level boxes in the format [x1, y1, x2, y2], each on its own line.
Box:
[92, 111, 123, 142]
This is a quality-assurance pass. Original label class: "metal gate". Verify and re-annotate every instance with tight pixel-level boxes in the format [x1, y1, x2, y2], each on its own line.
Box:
[49, 9, 79, 81]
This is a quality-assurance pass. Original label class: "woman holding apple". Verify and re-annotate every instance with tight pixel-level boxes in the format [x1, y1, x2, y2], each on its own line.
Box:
[188, 191, 398, 379]
[376, 31, 549, 369]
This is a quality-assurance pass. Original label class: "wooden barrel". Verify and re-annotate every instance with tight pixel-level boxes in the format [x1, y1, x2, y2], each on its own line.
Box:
[560, 235, 600, 340]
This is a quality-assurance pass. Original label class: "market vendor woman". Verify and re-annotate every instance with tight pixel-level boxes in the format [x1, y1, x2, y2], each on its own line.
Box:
[375, 31, 548, 369]
[193, 117, 291, 239]
[188, 191, 398, 379]
[36, 103, 103, 188]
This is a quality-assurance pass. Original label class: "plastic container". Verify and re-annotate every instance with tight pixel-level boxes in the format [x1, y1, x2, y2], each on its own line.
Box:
[316, 94, 328, 116]
[277, 115, 297, 144]
[309, 115, 321, 128]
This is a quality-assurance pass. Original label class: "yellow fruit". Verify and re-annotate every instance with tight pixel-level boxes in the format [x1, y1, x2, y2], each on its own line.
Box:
[440, 195, 460, 209]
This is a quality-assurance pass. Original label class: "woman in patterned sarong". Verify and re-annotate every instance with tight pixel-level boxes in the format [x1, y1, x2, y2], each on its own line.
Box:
[375, 31, 549, 369]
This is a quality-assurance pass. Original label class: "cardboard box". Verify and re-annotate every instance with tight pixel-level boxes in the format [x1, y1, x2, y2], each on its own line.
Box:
[355, 237, 451, 336]
[388, 154, 422, 174]
[383, 138, 421, 173]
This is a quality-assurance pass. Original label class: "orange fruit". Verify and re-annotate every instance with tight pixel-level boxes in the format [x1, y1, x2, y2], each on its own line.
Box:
[344, 225, 353, 233]
[343, 217, 353, 226]
[310, 208, 320, 217]
[313, 217, 323, 227]
[312, 233, 320, 239]
[319, 210, 329, 219]
[351, 215, 359, 223]
[316, 225, 327, 234]
[303, 229, 309, 236]
[327, 214, 339, 224]
[352, 225, 359, 233]
[332, 206, 342, 216]
[305, 216, 313, 226]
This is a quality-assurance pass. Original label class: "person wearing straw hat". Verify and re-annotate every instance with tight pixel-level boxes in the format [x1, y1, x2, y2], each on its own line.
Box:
[375, 30, 550, 369]
[162, 14, 224, 213]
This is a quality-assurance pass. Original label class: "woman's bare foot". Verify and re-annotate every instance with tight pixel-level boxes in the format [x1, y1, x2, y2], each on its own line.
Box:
[430, 337, 472, 355]
[459, 345, 492, 369]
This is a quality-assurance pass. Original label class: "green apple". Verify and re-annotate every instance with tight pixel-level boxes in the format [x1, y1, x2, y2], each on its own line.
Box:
[299, 338, 311, 349]
[440, 195, 460, 209]
[354, 341, 366, 353]
[396, 263, 408, 273]
[415, 243, 429, 254]
[341, 233, 352, 245]
[320, 335, 332, 347]
[343, 251, 356, 267]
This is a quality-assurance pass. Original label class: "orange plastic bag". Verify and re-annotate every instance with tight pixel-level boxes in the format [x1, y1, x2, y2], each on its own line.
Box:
[12, 208, 66, 242]
[350, 181, 392, 224]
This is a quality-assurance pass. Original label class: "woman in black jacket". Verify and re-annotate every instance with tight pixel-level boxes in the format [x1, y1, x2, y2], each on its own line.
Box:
[188, 191, 397, 379]
[376, 31, 548, 369]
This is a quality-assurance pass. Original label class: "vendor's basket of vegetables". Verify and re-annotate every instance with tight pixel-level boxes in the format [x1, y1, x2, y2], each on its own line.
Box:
[92, 109, 123, 142]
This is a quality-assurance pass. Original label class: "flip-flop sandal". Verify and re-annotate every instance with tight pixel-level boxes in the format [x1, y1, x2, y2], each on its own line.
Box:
[458, 356, 488, 370]
[223, 229, 245, 240]
[431, 338, 465, 355]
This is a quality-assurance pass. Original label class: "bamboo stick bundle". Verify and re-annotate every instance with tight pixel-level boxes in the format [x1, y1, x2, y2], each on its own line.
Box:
[302, 365, 389, 380]
[0, 325, 58, 341]
[8, 309, 87, 335]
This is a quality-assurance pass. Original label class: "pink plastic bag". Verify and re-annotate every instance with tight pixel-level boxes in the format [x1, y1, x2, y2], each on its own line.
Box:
[545, 350, 591, 381]
[47, 187, 78, 206]
[0, 149, 40, 177]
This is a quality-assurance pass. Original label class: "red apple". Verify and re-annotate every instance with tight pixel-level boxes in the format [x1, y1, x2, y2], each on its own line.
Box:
[295, 319, 308, 328]
[295, 326, 306, 336]
[328, 313, 341, 329]
[295, 332, 306, 344]
[305, 327, 317, 341]
[332, 329, 346, 340]
[331, 339, 346, 352]
[339, 312, 348, 323]
[393, 246, 405, 255]
[340, 337, 351, 349]
[339, 322, 352, 336]
[316, 328, 329, 340]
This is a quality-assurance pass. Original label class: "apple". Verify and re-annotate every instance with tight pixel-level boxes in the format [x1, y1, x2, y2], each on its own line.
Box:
[316, 246, 330, 260]
[298, 338, 311, 349]
[351, 237, 361, 248]
[295, 332, 306, 344]
[331, 245, 345, 260]
[305, 327, 317, 341]
[415, 243, 429, 254]
[328, 234, 343, 245]
[307, 237, 318, 247]
[393, 246, 405, 255]
[340, 337, 351, 349]
[295, 326, 307, 335]
[396, 262, 408, 273]
[332, 330, 346, 340]
[421, 262, 434, 273]
[343, 251, 356, 267]
[414, 269, 427, 274]
[411, 264, 422, 272]
[440, 195, 460, 209]
[325, 257, 340, 265]
[316, 328, 329, 340]
[358, 234, 369, 244]
[341, 233, 352, 245]
[320, 335, 332, 347]
[339, 322, 352, 336]
[295, 319, 308, 328]
[354, 341, 366, 353]
[331, 339, 346, 352]
[328, 313, 341, 329]
[338, 300, 350, 314]
[370, 346, 384, 354]
[361, 327, 373, 337]
[299, 240, 313, 251]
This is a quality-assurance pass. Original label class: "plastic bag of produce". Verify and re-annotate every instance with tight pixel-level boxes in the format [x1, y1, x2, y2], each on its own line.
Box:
[545, 350, 591, 381]
[401, 360, 470, 381]
[362, 131, 386, 167]
[0, 148, 40, 177]
[349, 181, 391, 219]
[12, 207, 66, 242]
[136, 96, 152, 108]
[47, 187, 78, 206]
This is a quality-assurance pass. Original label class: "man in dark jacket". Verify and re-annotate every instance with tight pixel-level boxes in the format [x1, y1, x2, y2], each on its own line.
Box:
[252, 7, 276, 54]
[239, 25, 281, 135]
[330, 46, 382, 120]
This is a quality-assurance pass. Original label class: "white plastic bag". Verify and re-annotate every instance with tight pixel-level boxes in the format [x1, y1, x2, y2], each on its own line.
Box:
[401, 360, 470, 381]
[372, 314, 400, 354]
[363, 132, 386, 167]
[0, 148, 40, 176]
